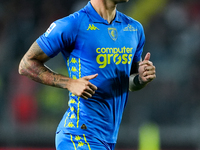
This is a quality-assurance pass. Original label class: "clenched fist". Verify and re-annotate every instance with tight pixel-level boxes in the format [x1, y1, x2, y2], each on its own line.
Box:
[138, 52, 156, 84]
[67, 74, 98, 99]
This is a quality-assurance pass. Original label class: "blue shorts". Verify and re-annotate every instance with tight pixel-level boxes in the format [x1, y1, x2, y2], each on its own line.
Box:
[55, 130, 116, 150]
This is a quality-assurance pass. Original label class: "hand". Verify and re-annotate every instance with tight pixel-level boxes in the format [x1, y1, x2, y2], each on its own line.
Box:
[138, 52, 156, 84]
[68, 74, 98, 99]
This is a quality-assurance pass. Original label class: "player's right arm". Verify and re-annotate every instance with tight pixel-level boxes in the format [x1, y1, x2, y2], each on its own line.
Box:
[18, 41, 98, 99]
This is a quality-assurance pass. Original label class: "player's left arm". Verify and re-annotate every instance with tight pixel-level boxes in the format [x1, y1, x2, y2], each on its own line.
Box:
[129, 52, 156, 91]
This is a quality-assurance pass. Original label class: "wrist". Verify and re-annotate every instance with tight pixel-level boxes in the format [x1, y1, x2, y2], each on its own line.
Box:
[133, 75, 145, 86]
[65, 77, 74, 90]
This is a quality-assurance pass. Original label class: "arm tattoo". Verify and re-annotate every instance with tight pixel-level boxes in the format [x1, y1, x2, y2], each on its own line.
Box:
[19, 41, 70, 89]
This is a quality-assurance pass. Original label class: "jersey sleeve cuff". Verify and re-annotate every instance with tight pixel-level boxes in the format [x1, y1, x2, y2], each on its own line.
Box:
[36, 37, 56, 58]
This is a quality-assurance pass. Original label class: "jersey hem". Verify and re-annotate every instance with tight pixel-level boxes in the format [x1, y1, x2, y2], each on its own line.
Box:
[56, 128, 117, 144]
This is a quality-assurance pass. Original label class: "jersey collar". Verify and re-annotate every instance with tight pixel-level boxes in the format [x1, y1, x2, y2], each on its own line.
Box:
[85, 1, 122, 24]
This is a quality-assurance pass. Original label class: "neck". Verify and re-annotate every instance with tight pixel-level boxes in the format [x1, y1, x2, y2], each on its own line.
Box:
[90, 0, 117, 24]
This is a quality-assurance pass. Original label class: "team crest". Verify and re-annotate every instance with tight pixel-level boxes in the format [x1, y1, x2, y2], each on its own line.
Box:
[108, 28, 118, 41]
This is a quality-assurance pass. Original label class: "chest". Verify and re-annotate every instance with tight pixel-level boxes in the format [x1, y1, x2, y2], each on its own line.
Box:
[72, 22, 139, 69]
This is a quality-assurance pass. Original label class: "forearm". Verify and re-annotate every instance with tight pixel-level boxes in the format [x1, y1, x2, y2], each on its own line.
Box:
[19, 57, 71, 89]
[129, 74, 147, 91]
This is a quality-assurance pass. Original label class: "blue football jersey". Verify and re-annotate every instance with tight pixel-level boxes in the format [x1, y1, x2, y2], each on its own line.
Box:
[36, 2, 145, 143]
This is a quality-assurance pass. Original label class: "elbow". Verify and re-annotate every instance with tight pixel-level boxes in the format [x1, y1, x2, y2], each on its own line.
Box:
[18, 66, 23, 75]
[129, 87, 137, 92]
[18, 59, 26, 75]
[129, 89, 134, 92]
[129, 86, 134, 92]
[18, 63, 24, 75]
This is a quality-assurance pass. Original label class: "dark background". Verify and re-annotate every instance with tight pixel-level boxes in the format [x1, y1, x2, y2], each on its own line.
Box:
[0, 0, 200, 149]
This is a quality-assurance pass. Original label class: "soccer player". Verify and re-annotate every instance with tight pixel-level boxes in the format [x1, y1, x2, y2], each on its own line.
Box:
[19, 0, 156, 149]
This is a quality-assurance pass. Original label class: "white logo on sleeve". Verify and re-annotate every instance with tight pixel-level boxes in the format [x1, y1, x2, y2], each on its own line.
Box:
[44, 23, 56, 37]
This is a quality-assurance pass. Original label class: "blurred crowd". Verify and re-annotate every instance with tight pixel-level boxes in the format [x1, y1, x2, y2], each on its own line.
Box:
[0, 0, 88, 123]
[142, 0, 200, 125]
[0, 0, 200, 148]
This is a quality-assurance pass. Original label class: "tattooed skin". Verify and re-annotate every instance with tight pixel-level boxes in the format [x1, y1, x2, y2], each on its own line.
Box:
[19, 41, 98, 100]
[19, 41, 70, 89]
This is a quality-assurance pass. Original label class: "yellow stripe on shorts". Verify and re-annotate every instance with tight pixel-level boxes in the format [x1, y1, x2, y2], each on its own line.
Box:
[83, 134, 91, 150]
[70, 134, 77, 150]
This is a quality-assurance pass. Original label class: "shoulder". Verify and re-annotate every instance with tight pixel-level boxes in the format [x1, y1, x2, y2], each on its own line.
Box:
[53, 8, 88, 32]
[41, 8, 88, 46]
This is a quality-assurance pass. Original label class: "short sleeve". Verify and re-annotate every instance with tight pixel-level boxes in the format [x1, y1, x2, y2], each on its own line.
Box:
[132, 22, 145, 63]
[36, 13, 79, 58]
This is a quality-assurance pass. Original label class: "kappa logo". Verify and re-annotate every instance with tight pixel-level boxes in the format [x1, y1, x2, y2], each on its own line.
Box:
[70, 107, 75, 112]
[70, 114, 76, 119]
[72, 75, 77, 80]
[108, 28, 118, 41]
[69, 99, 76, 104]
[71, 67, 78, 72]
[123, 24, 137, 31]
[75, 136, 82, 141]
[77, 141, 86, 148]
[70, 58, 77, 63]
[87, 24, 99, 30]
[67, 122, 75, 128]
